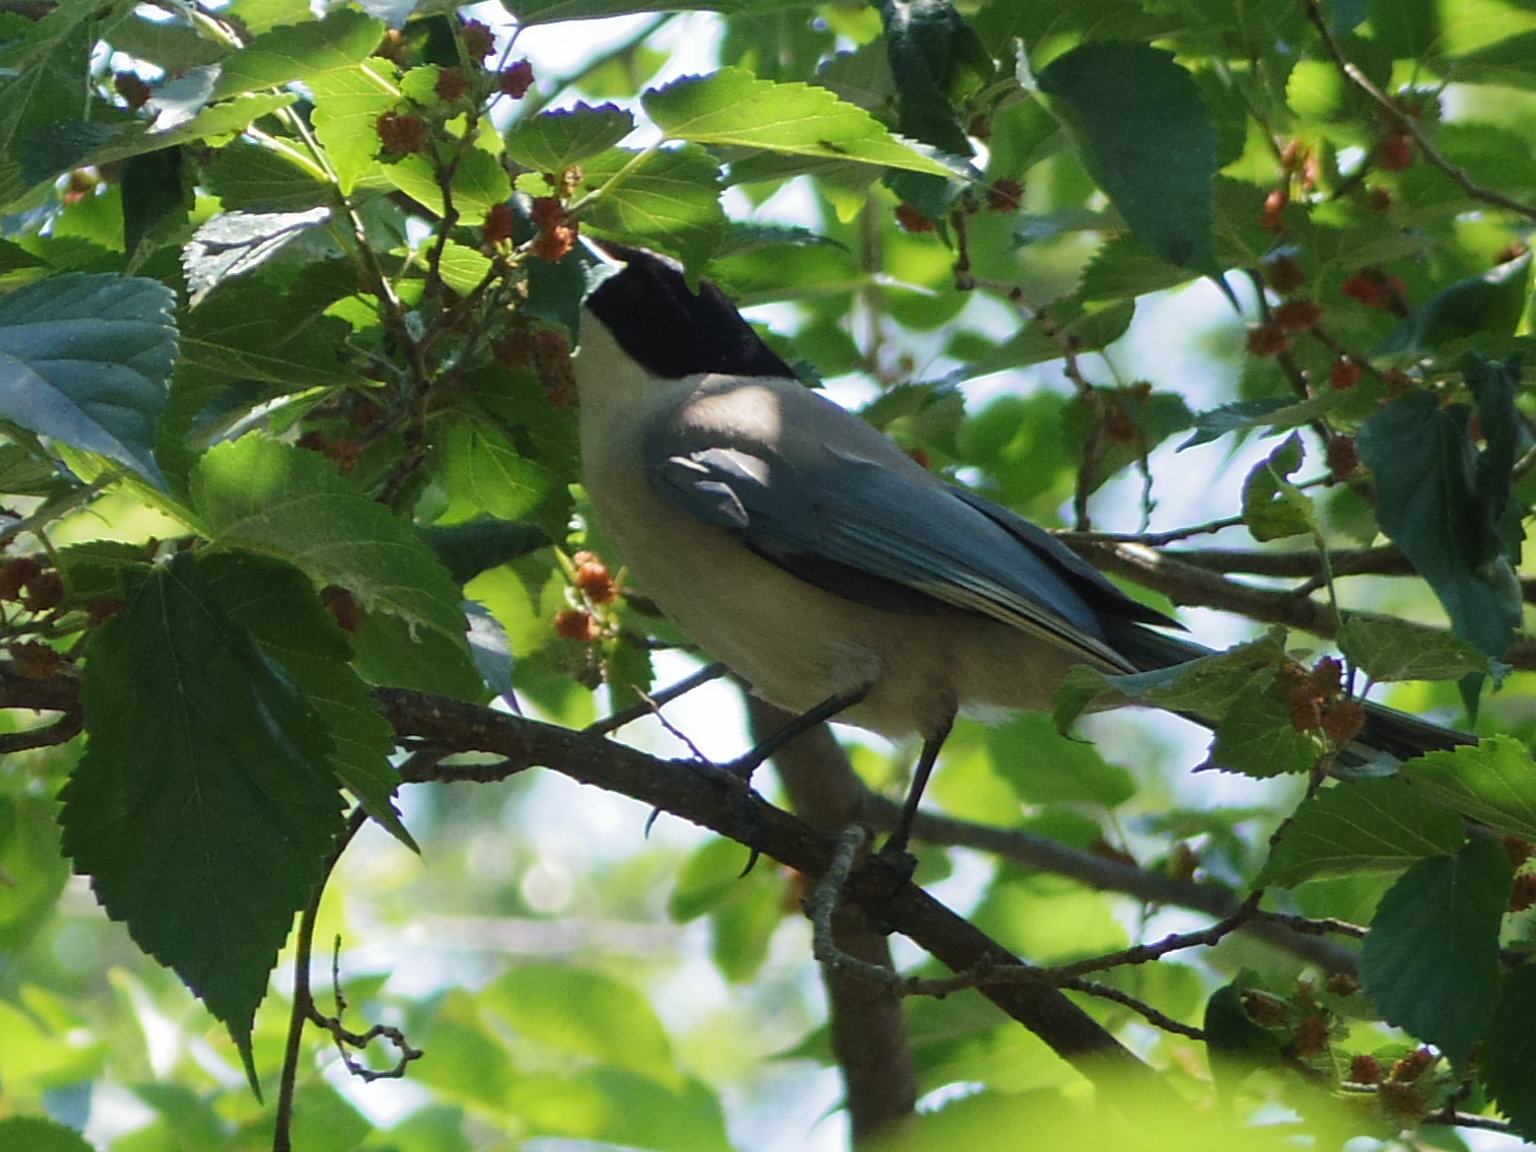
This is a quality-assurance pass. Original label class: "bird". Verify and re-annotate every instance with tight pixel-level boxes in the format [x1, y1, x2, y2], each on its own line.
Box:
[569, 242, 1466, 855]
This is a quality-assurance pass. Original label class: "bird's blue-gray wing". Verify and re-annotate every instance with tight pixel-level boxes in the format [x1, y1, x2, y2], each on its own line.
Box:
[645, 431, 1150, 664]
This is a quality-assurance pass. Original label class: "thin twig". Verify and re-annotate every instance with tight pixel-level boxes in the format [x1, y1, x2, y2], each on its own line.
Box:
[584, 661, 727, 736]
[1253, 910, 1367, 940]
[274, 809, 369, 1152]
[1043, 892, 1264, 980]
[1055, 977, 1206, 1041]
[1301, 0, 1536, 222]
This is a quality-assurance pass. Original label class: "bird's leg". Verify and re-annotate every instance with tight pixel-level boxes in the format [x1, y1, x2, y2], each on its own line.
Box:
[881, 713, 954, 862]
[728, 684, 870, 783]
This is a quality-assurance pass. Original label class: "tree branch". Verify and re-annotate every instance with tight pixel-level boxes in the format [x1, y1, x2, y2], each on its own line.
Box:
[375, 687, 1175, 1096]
[748, 699, 917, 1146]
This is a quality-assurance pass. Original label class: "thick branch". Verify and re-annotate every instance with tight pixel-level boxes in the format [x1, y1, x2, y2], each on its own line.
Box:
[749, 699, 916, 1145]
[376, 688, 1172, 1096]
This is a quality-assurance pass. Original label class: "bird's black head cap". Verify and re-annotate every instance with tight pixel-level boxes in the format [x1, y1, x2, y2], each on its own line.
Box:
[585, 242, 795, 381]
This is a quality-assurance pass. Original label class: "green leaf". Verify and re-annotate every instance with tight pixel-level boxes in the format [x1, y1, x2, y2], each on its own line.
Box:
[1037, 42, 1218, 272]
[179, 278, 361, 389]
[1256, 777, 1466, 888]
[1358, 836, 1511, 1068]
[668, 837, 783, 983]
[1054, 632, 1289, 733]
[0, 273, 176, 486]
[1337, 614, 1496, 683]
[577, 144, 727, 280]
[76, 93, 301, 174]
[1357, 390, 1522, 661]
[417, 519, 549, 585]
[482, 964, 681, 1089]
[107, 14, 228, 71]
[348, 604, 489, 701]
[986, 712, 1134, 807]
[182, 207, 334, 305]
[1481, 964, 1536, 1141]
[1062, 385, 1192, 495]
[1078, 234, 1200, 302]
[881, 0, 993, 157]
[192, 435, 469, 648]
[201, 140, 328, 211]
[58, 553, 345, 1066]
[1242, 432, 1315, 542]
[644, 66, 958, 177]
[309, 59, 400, 195]
[0, 1117, 94, 1152]
[379, 147, 510, 227]
[0, 795, 70, 952]
[1207, 681, 1322, 778]
[213, 9, 386, 99]
[1402, 735, 1536, 841]
[199, 550, 413, 849]
[433, 414, 556, 523]
[504, 102, 636, 173]
[1203, 979, 1282, 1091]
[1375, 253, 1531, 357]
[1180, 395, 1345, 450]
[431, 240, 494, 296]
[121, 147, 191, 267]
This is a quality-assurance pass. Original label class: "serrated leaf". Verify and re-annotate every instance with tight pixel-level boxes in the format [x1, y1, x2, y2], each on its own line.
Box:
[59, 552, 345, 1066]
[1054, 633, 1287, 732]
[0, 273, 176, 486]
[577, 144, 726, 280]
[201, 141, 328, 211]
[1402, 735, 1536, 841]
[1257, 777, 1466, 888]
[881, 0, 993, 157]
[417, 519, 549, 585]
[1337, 614, 1496, 683]
[213, 9, 386, 99]
[200, 550, 413, 849]
[1179, 395, 1345, 450]
[1359, 836, 1511, 1068]
[1357, 390, 1522, 662]
[1037, 42, 1217, 272]
[1078, 234, 1200, 302]
[1481, 964, 1536, 1141]
[644, 66, 956, 177]
[1207, 681, 1322, 777]
[310, 59, 400, 195]
[192, 435, 469, 649]
[107, 14, 228, 71]
[379, 147, 509, 227]
[77, 93, 301, 174]
[433, 414, 555, 522]
[430, 240, 494, 296]
[348, 604, 488, 701]
[178, 278, 360, 388]
[1375, 253, 1531, 357]
[182, 207, 333, 305]
[504, 102, 636, 173]
[1242, 432, 1314, 542]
